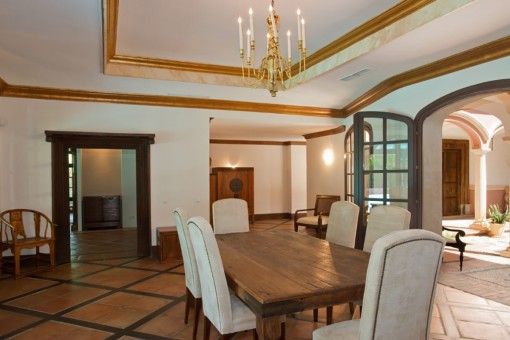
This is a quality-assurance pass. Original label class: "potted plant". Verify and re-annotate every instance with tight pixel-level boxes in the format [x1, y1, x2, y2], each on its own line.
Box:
[487, 204, 509, 237]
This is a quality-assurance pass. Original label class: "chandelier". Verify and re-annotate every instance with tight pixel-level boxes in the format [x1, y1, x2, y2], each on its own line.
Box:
[237, 1, 306, 97]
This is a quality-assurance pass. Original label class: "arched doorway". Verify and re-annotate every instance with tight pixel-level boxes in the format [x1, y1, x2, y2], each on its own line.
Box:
[45, 131, 155, 263]
[415, 79, 510, 233]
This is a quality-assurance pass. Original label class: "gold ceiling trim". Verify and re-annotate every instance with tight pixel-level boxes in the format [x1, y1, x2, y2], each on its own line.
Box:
[303, 126, 346, 139]
[299, 0, 434, 72]
[342, 36, 510, 116]
[1, 83, 343, 118]
[210, 139, 306, 146]
[104, 0, 431, 80]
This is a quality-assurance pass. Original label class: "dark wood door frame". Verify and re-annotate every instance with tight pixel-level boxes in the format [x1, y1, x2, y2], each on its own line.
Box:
[45, 131, 155, 263]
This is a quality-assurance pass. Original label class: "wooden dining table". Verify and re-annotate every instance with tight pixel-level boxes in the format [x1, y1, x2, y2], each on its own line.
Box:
[216, 230, 370, 340]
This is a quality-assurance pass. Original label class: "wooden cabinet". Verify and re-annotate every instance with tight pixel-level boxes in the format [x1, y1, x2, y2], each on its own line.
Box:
[82, 195, 122, 230]
[210, 167, 254, 222]
[157, 227, 183, 263]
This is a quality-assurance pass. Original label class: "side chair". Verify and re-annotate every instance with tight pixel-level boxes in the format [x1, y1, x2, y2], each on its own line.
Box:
[294, 194, 341, 236]
[212, 198, 250, 235]
[315, 201, 360, 324]
[173, 208, 202, 339]
[188, 216, 258, 339]
[0, 209, 56, 279]
[313, 229, 445, 340]
[349, 204, 411, 315]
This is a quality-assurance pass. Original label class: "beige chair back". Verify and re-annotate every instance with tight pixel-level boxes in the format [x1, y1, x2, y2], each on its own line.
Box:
[363, 205, 411, 252]
[173, 208, 201, 298]
[325, 201, 359, 248]
[188, 216, 235, 333]
[212, 198, 249, 234]
[360, 229, 445, 339]
[313, 229, 445, 340]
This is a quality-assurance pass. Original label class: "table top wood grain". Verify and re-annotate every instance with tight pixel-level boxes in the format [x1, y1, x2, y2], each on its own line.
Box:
[216, 230, 370, 318]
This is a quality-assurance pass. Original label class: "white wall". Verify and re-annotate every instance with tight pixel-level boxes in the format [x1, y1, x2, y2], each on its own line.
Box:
[288, 144, 307, 213]
[0, 98, 211, 246]
[210, 143, 306, 214]
[304, 132, 346, 208]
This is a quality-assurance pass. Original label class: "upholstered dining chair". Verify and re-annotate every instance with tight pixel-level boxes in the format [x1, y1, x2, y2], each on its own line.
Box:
[0, 209, 56, 279]
[187, 216, 258, 339]
[212, 198, 250, 235]
[313, 229, 445, 340]
[173, 208, 202, 340]
[315, 201, 360, 324]
[294, 194, 341, 236]
[348, 205, 412, 315]
[363, 205, 411, 253]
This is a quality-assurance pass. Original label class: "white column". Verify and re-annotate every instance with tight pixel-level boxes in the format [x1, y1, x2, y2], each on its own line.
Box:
[471, 148, 490, 225]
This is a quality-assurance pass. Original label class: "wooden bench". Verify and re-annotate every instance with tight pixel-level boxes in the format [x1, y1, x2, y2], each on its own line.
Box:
[442, 226, 467, 271]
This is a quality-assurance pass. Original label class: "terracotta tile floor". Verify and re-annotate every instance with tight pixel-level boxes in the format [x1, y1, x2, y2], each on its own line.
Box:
[0, 220, 509, 339]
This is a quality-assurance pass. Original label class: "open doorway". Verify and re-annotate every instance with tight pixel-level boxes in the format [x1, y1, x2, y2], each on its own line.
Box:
[69, 148, 138, 261]
[45, 131, 154, 264]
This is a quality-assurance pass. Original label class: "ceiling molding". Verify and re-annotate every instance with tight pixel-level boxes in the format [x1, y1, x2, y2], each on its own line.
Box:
[1, 83, 344, 117]
[210, 139, 306, 146]
[303, 125, 346, 139]
[343, 35, 510, 116]
[300, 0, 434, 72]
[103, 0, 433, 83]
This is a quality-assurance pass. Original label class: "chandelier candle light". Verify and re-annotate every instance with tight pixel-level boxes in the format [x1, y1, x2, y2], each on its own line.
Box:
[238, 1, 306, 97]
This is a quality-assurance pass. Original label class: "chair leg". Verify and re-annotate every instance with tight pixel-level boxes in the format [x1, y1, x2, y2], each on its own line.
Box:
[349, 302, 355, 315]
[313, 308, 318, 322]
[184, 287, 192, 324]
[280, 321, 285, 340]
[203, 316, 211, 340]
[193, 297, 202, 340]
[14, 247, 21, 279]
[252, 329, 258, 340]
[326, 306, 333, 325]
[459, 250, 464, 271]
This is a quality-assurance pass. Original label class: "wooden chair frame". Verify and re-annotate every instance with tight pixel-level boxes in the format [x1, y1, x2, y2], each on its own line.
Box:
[442, 226, 466, 271]
[294, 195, 341, 236]
[0, 209, 56, 279]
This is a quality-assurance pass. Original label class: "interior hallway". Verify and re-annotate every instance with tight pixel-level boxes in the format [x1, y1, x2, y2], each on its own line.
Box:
[0, 220, 509, 339]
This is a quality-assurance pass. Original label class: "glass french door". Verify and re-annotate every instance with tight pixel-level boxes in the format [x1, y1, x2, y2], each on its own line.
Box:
[353, 112, 416, 248]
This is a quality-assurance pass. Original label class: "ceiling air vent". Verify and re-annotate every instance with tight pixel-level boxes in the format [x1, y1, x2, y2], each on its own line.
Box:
[339, 68, 371, 81]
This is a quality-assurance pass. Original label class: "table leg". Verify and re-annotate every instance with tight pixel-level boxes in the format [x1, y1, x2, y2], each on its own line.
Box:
[256, 315, 281, 340]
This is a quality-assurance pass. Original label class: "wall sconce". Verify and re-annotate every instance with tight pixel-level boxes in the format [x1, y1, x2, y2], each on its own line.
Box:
[322, 149, 334, 165]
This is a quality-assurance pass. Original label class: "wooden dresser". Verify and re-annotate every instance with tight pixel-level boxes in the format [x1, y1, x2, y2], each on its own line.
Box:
[210, 167, 254, 222]
[82, 195, 122, 230]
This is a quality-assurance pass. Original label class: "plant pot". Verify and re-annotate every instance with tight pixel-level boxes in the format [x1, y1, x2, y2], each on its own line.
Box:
[489, 223, 505, 237]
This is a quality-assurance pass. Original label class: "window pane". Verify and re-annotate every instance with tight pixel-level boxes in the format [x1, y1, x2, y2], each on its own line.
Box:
[388, 172, 408, 199]
[365, 144, 384, 171]
[387, 120, 407, 141]
[364, 118, 383, 142]
[386, 143, 408, 170]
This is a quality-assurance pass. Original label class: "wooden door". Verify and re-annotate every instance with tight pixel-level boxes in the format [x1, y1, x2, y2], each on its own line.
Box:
[442, 140, 469, 216]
